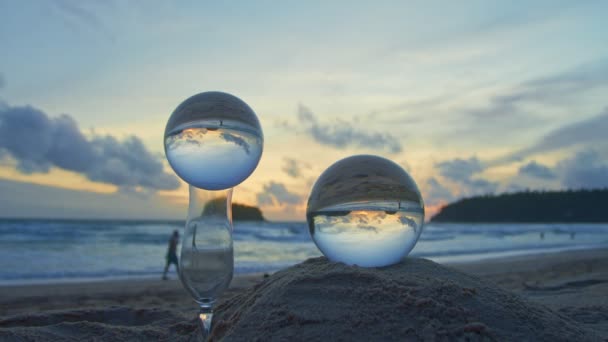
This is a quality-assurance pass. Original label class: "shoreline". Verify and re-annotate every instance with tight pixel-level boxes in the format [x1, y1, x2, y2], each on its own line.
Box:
[2, 247, 607, 306]
[2, 243, 606, 287]
[431, 243, 607, 264]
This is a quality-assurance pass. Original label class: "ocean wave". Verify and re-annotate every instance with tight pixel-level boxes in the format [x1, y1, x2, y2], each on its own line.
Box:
[1, 219, 607, 284]
[411, 241, 606, 258]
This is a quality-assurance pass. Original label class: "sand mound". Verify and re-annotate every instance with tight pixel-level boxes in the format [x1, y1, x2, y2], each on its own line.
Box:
[212, 257, 600, 341]
[0, 306, 196, 341]
[1, 257, 603, 341]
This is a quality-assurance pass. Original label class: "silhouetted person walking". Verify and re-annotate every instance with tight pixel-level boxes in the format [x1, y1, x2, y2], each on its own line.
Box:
[163, 230, 180, 280]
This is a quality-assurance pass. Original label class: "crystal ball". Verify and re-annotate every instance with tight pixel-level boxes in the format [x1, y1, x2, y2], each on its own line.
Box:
[164, 91, 263, 190]
[307, 155, 425, 267]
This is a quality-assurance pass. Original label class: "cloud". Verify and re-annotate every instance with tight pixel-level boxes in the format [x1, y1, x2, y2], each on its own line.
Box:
[49, 0, 116, 41]
[282, 158, 310, 178]
[0, 73, 4, 89]
[425, 177, 454, 205]
[411, 61, 608, 148]
[256, 181, 302, 206]
[494, 108, 608, 165]
[434, 156, 498, 198]
[0, 103, 180, 192]
[519, 161, 556, 179]
[435, 157, 483, 182]
[461, 178, 498, 196]
[361, 61, 608, 157]
[521, 108, 608, 153]
[509, 149, 608, 191]
[471, 61, 608, 118]
[558, 149, 608, 189]
[297, 104, 402, 153]
[368, 60, 608, 127]
[524, 60, 608, 96]
[51, 0, 105, 30]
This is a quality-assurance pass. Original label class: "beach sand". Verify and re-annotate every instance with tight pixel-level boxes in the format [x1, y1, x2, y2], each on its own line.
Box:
[1, 248, 607, 340]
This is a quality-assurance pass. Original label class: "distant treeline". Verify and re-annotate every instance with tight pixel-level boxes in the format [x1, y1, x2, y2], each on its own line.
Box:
[203, 198, 265, 221]
[431, 189, 608, 223]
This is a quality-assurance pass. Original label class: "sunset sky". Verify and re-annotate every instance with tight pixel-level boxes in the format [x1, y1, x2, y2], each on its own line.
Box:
[1, 1, 607, 221]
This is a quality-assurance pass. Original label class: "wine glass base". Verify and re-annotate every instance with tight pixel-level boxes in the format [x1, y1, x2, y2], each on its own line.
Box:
[198, 306, 214, 340]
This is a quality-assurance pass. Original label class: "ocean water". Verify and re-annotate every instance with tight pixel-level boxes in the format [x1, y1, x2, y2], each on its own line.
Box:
[0, 219, 607, 284]
[180, 217, 233, 305]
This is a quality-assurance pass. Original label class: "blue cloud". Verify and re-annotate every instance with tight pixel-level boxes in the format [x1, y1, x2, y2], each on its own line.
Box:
[256, 181, 301, 206]
[492, 108, 608, 165]
[435, 157, 483, 182]
[462, 178, 498, 196]
[425, 177, 454, 204]
[433, 156, 498, 199]
[297, 104, 402, 153]
[0, 103, 180, 192]
[558, 149, 608, 189]
[282, 158, 310, 178]
[519, 161, 556, 179]
[471, 61, 608, 118]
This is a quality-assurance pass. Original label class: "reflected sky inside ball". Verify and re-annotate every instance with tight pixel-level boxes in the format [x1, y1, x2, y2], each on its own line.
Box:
[164, 92, 263, 190]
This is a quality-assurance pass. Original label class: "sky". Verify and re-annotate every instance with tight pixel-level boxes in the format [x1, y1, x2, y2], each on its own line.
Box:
[1, 0, 607, 221]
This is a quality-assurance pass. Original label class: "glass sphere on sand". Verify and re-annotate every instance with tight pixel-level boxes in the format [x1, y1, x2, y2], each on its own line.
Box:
[307, 155, 424, 267]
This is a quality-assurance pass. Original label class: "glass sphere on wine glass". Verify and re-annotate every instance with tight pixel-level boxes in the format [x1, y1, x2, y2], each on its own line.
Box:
[164, 91, 263, 190]
[307, 155, 424, 267]
[164, 91, 263, 339]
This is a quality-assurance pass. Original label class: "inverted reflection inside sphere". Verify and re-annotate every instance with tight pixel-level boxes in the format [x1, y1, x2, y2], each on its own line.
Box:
[164, 92, 263, 190]
[307, 155, 425, 267]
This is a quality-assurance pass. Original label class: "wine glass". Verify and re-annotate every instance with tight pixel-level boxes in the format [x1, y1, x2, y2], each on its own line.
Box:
[180, 186, 234, 337]
[164, 91, 263, 339]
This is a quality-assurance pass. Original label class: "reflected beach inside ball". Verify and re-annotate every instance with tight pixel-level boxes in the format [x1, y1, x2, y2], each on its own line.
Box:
[306, 155, 424, 267]
[164, 92, 263, 190]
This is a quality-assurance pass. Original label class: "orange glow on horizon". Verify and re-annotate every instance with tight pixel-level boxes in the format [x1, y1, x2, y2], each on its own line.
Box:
[424, 201, 447, 221]
[0, 165, 117, 194]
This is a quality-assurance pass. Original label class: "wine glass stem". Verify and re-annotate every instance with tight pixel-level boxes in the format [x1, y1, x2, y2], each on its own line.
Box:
[198, 306, 214, 341]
